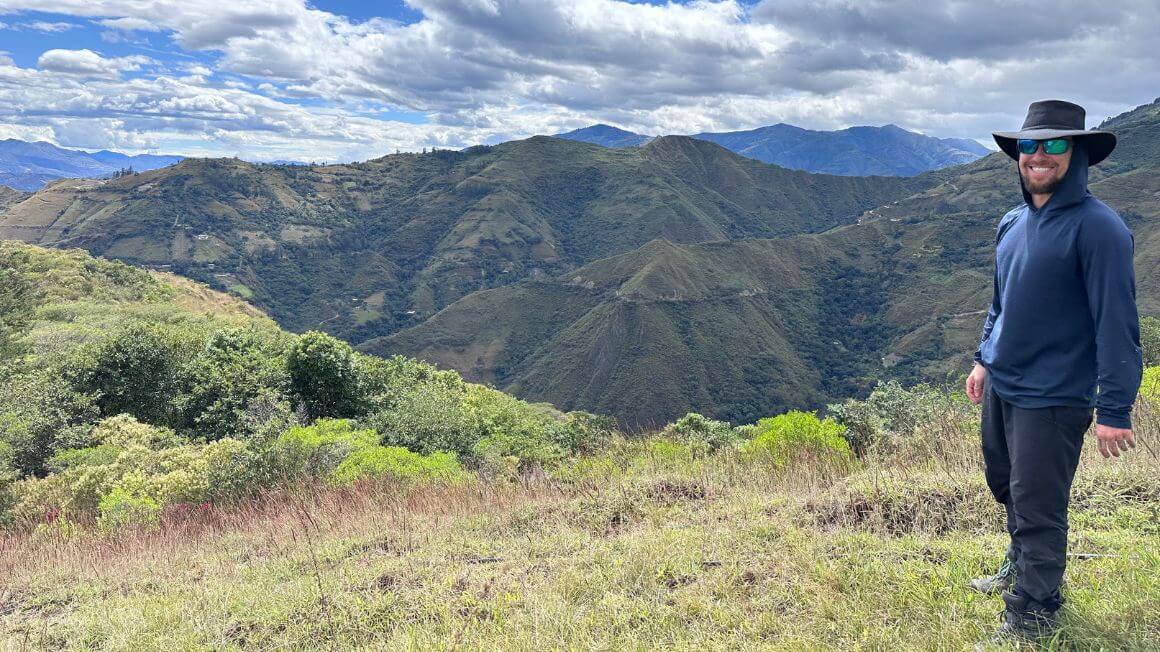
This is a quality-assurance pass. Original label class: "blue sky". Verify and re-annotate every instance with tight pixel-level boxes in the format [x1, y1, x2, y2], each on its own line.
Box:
[0, 1, 1156, 162]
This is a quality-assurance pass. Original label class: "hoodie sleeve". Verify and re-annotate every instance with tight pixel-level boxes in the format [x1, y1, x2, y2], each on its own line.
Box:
[1078, 210, 1143, 429]
[974, 269, 1001, 366]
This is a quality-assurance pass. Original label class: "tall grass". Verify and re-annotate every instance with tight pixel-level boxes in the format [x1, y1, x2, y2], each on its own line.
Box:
[2, 395, 1157, 650]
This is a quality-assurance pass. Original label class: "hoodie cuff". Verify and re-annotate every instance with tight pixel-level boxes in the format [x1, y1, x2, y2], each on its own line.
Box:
[1096, 410, 1132, 430]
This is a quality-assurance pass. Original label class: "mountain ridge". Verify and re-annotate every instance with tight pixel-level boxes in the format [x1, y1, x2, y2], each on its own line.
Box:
[0, 138, 183, 191]
[551, 122, 990, 176]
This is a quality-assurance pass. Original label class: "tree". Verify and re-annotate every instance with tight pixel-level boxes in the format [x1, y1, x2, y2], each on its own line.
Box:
[180, 327, 290, 440]
[287, 331, 364, 420]
[65, 323, 199, 427]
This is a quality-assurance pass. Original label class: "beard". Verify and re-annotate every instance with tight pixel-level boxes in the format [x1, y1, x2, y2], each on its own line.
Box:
[1020, 168, 1064, 195]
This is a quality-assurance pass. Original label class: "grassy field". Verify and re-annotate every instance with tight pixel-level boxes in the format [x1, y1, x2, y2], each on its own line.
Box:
[3, 407, 1157, 651]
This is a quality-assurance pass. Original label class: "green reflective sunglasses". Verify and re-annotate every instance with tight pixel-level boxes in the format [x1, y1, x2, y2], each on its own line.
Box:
[1017, 138, 1070, 155]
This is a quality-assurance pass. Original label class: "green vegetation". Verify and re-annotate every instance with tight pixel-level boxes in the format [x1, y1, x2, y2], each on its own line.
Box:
[1, 241, 1157, 650]
[0, 242, 605, 531]
[6, 99, 1160, 428]
[3, 372, 1157, 649]
[372, 98, 1160, 426]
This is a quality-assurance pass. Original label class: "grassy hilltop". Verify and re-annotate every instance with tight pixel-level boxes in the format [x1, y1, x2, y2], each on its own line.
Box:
[1, 242, 1158, 650]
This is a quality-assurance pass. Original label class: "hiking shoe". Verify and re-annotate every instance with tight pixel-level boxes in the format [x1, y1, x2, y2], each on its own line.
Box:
[982, 607, 1058, 648]
[970, 557, 1017, 595]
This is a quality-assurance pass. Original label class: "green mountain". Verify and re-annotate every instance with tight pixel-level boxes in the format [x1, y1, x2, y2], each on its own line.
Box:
[4, 98, 1157, 427]
[0, 136, 931, 347]
[367, 99, 1160, 426]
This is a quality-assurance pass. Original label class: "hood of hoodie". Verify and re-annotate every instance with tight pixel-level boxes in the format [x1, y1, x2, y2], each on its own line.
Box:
[1019, 137, 1091, 217]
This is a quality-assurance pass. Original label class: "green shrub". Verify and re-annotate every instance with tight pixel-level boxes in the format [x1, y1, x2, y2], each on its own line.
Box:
[365, 383, 479, 457]
[0, 366, 98, 477]
[1139, 366, 1160, 400]
[741, 411, 852, 466]
[97, 473, 161, 532]
[10, 415, 256, 526]
[178, 326, 291, 440]
[330, 446, 471, 485]
[63, 322, 200, 428]
[547, 411, 618, 456]
[464, 386, 565, 469]
[356, 354, 465, 413]
[628, 439, 699, 475]
[287, 331, 365, 420]
[661, 412, 737, 455]
[827, 380, 964, 456]
[274, 418, 378, 480]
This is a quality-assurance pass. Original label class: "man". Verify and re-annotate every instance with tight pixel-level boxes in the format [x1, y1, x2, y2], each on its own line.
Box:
[963, 99, 1142, 644]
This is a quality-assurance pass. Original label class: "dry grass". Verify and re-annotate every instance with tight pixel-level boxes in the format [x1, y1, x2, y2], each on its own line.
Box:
[2, 405, 1158, 650]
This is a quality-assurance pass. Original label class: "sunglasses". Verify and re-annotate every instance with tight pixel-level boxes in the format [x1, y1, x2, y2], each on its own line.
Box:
[1017, 138, 1071, 155]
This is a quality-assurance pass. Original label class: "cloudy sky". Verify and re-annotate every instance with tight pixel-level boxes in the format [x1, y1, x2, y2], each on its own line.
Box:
[0, 0, 1157, 162]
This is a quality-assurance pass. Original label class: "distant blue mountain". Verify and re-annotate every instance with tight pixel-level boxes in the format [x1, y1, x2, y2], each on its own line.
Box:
[692, 123, 990, 176]
[553, 122, 991, 176]
[553, 124, 653, 148]
[0, 139, 183, 191]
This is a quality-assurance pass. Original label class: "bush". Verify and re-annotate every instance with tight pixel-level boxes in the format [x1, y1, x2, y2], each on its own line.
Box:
[1139, 366, 1160, 400]
[365, 383, 479, 458]
[330, 446, 470, 485]
[273, 418, 378, 480]
[178, 327, 290, 440]
[0, 366, 98, 477]
[661, 413, 737, 455]
[465, 386, 565, 469]
[63, 323, 200, 428]
[741, 411, 852, 466]
[547, 411, 618, 456]
[10, 415, 255, 527]
[97, 474, 161, 532]
[356, 354, 465, 413]
[827, 380, 958, 456]
[287, 331, 365, 420]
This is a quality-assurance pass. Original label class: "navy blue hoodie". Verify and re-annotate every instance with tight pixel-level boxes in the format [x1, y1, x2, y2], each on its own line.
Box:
[974, 139, 1142, 428]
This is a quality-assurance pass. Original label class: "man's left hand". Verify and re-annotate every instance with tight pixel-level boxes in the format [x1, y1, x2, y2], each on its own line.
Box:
[1094, 424, 1136, 458]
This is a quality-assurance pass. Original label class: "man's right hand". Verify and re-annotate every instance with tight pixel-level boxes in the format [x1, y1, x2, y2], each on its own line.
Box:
[966, 363, 986, 404]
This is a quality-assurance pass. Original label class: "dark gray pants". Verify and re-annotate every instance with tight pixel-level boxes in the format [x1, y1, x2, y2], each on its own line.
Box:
[980, 374, 1092, 613]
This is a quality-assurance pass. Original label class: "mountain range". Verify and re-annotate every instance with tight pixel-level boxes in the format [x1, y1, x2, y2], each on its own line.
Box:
[554, 123, 992, 176]
[2, 98, 1157, 426]
[0, 139, 183, 191]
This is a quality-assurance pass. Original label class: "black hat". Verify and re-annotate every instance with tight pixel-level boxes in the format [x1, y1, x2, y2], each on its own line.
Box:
[993, 99, 1116, 166]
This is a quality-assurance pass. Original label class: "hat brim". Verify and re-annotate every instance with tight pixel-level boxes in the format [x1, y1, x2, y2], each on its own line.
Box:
[992, 128, 1116, 166]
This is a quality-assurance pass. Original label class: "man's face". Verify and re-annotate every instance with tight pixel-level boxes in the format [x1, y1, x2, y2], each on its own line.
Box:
[1019, 137, 1072, 195]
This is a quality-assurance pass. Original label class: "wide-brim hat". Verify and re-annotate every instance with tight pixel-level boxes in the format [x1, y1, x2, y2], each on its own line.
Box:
[993, 99, 1116, 166]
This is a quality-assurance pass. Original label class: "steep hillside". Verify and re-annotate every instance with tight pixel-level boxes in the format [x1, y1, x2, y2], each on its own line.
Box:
[370, 100, 1160, 426]
[0, 186, 26, 211]
[693, 124, 989, 176]
[0, 139, 182, 191]
[0, 136, 931, 346]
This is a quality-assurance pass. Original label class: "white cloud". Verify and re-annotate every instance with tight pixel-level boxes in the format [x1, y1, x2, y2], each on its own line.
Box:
[20, 20, 81, 32]
[0, 0, 1156, 158]
[36, 49, 151, 76]
[97, 16, 161, 32]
